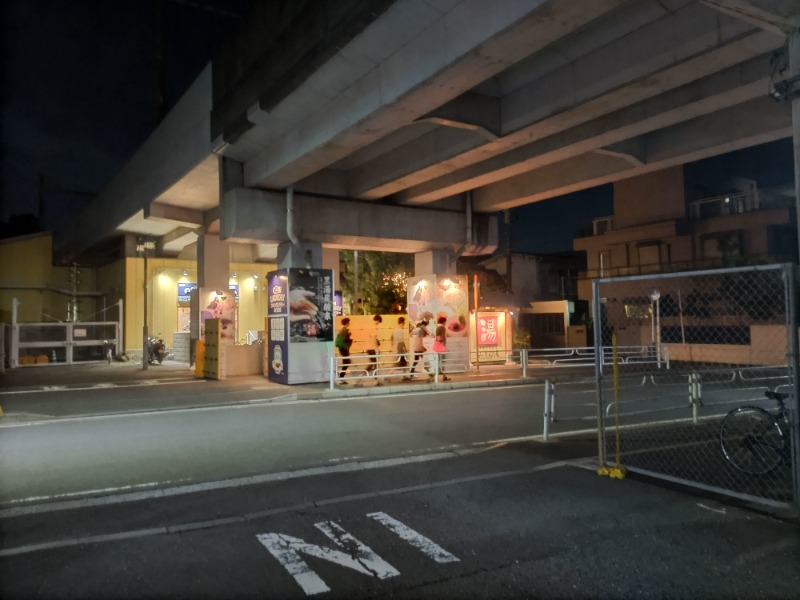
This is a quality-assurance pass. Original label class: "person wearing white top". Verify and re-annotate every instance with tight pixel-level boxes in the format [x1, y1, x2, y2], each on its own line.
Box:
[408, 319, 430, 377]
[367, 314, 382, 384]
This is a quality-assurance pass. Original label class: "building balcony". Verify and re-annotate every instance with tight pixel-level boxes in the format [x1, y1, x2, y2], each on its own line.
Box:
[577, 253, 779, 281]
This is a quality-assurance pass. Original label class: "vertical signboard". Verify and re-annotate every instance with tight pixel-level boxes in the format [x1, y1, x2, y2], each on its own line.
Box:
[267, 270, 289, 384]
[478, 315, 499, 346]
[267, 268, 334, 384]
[474, 311, 507, 362]
[287, 268, 334, 383]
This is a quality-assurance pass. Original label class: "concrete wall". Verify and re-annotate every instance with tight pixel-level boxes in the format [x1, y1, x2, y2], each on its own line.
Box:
[613, 166, 685, 228]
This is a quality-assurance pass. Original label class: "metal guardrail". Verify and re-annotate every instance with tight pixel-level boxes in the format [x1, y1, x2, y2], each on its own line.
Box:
[521, 345, 669, 376]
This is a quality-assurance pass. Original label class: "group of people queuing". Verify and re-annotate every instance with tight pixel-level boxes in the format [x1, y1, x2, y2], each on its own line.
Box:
[335, 314, 450, 384]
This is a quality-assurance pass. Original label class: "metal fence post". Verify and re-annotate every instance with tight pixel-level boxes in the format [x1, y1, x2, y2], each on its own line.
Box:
[543, 379, 553, 442]
[330, 356, 336, 390]
[785, 262, 800, 513]
[521, 348, 528, 378]
[688, 372, 702, 425]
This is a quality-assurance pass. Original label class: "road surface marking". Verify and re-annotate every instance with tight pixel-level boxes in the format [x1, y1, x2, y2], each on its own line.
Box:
[367, 511, 459, 564]
[0, 378, 202, 396]
[0, 458, 578, 556]
[258, 521, 400, 596]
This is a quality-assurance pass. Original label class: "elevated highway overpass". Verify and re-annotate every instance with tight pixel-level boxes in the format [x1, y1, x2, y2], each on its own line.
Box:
[54, 0, 799, 274]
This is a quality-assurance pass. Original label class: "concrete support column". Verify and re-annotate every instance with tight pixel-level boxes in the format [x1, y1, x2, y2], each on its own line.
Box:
[197, 232, 230, 290]
[415, 250, 454, 275]
[322, 247, 340, 287]
[277, 241, 323, 269]
[790, 26, 800, 266]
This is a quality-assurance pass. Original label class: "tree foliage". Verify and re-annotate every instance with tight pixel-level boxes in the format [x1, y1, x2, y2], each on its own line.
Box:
[340, 250, 414, 314]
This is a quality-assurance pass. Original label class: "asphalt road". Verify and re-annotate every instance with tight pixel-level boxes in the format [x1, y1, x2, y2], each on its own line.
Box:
[2, 440, 798, 599]
[0, 386, 550, 507]
[1, 367, 798, 598]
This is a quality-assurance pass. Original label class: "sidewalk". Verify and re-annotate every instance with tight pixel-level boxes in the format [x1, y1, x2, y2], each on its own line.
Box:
[0, 358, 537, 399]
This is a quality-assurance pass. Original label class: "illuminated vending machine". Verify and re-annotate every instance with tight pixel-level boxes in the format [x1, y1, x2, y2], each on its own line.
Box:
[266, 268, 334, 384]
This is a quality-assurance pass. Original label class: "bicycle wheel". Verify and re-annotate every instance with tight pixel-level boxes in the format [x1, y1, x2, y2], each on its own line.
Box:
[720, 406, 784, 475]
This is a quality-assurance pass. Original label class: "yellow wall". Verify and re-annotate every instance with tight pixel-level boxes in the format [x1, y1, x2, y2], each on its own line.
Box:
[0, 233, 99, 323]
[335, 314, 408, 354]
[0, 233, 273, 352]
[124, 258, 275, 352]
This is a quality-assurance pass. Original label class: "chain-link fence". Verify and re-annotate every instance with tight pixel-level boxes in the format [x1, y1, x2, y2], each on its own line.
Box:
[593, 264, 799, 514]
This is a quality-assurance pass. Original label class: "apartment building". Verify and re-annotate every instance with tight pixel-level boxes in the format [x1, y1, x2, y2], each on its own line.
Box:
[573, 166, 796, 304]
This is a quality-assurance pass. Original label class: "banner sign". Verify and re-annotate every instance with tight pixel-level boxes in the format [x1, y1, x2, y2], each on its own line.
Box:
[178, 283, 197, 303]
[478, 315, 499, 346]
[267, 271, 289, 384]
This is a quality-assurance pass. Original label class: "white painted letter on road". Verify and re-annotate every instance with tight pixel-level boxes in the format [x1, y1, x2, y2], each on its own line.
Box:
[257, 520, 399, 596]
[368, 511, 460, 563]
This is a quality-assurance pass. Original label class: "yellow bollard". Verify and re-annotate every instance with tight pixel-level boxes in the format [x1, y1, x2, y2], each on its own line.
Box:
[194, 340, 205, 379]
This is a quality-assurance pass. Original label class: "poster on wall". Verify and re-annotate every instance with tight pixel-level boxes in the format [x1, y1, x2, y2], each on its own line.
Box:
[407, 274, 469, 368]
[267, 270, 289, 384]
[198, 287, 238, 343]
[406, 275, 468, 334]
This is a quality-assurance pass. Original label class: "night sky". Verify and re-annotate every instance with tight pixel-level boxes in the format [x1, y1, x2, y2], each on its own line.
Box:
[1, 0, 252, 231]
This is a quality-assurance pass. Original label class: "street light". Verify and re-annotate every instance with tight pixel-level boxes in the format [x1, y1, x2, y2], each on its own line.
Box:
[649, 289, 661, 368]
[136, 237, 156, 370]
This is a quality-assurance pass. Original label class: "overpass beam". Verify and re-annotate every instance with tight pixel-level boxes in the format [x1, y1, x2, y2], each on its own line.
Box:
[277, 242, 323, 270]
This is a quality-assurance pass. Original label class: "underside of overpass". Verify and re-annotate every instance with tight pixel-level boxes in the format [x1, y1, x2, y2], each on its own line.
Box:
[54, 0, 799, 271]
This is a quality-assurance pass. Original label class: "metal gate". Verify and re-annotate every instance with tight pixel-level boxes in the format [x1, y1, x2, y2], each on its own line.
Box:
[593, 264, 800, 515]
[9, 299, 122, 368]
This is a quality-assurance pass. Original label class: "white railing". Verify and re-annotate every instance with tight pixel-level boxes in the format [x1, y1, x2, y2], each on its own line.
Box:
[329, 349, 469, 389]
[520, 345, 669, 375]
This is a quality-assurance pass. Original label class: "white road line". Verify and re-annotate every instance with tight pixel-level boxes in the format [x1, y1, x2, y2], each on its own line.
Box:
[0, 378, 202, 396]
[0, 458, 577, 557]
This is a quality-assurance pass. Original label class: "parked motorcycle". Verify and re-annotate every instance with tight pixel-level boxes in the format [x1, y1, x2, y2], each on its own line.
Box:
[147, 334, 166, 364]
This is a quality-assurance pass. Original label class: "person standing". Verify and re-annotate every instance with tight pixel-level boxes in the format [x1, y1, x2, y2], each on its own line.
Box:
[393, 316, 408, 371]
[335, 317, 353, 383]
[433, 315, 450, 381]
[408, 319, 430, 378]
[366, 314, 383, 384]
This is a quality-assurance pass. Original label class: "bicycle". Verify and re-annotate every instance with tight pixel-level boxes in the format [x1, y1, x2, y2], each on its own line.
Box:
[719, 389, 792, 475]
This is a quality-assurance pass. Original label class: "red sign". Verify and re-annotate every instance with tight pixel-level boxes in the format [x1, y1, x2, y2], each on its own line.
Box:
[478, 316, 499, 346]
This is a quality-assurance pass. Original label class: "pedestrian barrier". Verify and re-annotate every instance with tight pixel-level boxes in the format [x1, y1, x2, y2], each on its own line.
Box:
[329, 349, 470, 389]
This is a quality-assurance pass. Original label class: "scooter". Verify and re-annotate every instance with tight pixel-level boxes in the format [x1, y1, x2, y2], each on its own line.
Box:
[147, 334, 166, 364]
[103, 339, 116, 364]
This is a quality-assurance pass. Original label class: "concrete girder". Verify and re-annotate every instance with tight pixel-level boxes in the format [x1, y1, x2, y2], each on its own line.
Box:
[160, 227, 200, 255]
[144, 203, 204, 228]
[394, 52, 774, 204]
[242, 0, 628, 190]
[219, 188, 498, 256]
[701, 0, 800, 34]
[471, 96, 791, 211]
[364, 13, 782, 202]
